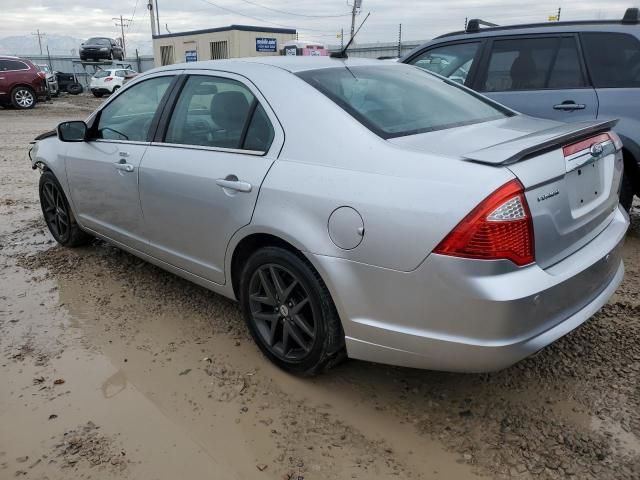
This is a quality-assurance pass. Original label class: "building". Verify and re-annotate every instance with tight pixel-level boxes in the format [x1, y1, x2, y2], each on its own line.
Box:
[152, 25, 297, 66]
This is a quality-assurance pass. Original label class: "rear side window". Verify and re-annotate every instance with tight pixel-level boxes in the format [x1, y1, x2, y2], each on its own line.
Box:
[165, 75, 274, 152]
[409, 42, 480, 85]
[581, 33, 640, 88]
[482, 37, 584, 91]
[0, 60, 29, 71]
[94, 70, 110, 78]
[298, 65, 509, 139]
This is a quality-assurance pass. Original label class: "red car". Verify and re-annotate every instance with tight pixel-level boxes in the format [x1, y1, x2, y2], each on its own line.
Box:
[0, 56, 49, 109]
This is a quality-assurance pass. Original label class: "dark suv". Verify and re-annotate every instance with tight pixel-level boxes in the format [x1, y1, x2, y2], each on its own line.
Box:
[401, 8, 640, 210]
[0, 56, 48, 109]
[80, 37, 124, 62]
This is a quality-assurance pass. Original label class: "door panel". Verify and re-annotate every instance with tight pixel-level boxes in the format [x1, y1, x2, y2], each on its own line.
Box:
[65, 142, 148, 250]
[139, 72, 283, 284]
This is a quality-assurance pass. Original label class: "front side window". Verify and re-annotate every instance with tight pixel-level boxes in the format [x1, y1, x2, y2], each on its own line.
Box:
[482, 37, 584, 92]
[94, 70, 110, 78]
[96, 76, 173, 142]
[165, 75, 274, 151]
[298, 65, 508, 139]
[409, 42, 480, 85]
[581, 32, 640, 88]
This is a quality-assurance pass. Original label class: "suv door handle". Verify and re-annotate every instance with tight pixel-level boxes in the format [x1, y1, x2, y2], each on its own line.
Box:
[553, 102, 586, 111]
[114, 161, 134, 173]
[216, 177, 252, 193]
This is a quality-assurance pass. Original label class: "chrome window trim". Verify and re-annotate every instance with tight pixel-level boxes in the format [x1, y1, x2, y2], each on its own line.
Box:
[94, 139, 151, 147]
[149, 141, 266, 156]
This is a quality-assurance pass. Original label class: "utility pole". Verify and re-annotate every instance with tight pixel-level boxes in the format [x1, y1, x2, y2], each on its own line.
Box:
[147, 0, 157, 36]
[31, 29, 46, 55]
[557, 7, 562, 21]
[349, 0, 361, 41]
[113, 15, 132, 58]
[340, 28, 344, 49]
[397, 23, 402, 58]
[155, 0, 161, 36]
[464, 17, 468, 30]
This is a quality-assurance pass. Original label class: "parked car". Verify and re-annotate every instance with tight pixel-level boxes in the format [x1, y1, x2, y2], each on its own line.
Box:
[0, 56, 48, 109]
[89, 68, 138, 97]
[79, 37, 124, 62]
[401, 7, 640, 210]
[30, 57, 628, 375]
[36, 64, 60, 97]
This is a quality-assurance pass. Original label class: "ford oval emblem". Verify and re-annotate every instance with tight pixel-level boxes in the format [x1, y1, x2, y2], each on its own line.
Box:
[590, 143, 604, 157]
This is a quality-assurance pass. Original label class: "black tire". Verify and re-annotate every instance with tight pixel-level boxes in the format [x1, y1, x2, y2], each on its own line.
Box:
[239, 246, 345, 376]
[67, 83, 83, 95]
[39, 171, 92, 247]
[620, 172, 635, 212]
[11, 86, 36, 109]
[92, 91, 104, 98]
[111, 85, 120, 95]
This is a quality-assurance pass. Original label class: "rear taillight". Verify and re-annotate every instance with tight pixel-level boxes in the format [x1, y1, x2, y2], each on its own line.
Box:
[562, 132, 621, 157]
[434, 179, 534, 266]
[104, 77, 113, 82]
[37, 71, 47, 79]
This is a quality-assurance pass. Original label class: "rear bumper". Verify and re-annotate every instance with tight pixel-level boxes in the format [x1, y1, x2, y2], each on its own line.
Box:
[310, 205, 629, 372]
[90, 86, 114, 94]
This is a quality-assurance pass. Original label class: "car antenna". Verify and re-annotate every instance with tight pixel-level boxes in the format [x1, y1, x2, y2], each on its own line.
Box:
[331, 12, 371, 59]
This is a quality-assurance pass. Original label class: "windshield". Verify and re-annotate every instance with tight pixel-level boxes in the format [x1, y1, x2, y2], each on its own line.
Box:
[86, 38, 110, 45]
[297, 65, 510, 139]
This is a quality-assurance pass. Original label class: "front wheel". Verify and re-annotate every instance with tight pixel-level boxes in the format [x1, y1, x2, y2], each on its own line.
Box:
[92, 91, 104, 98]
[39, 171, 92, 247]
[11, 86, 35, 109]
[240, 247, 345, 376]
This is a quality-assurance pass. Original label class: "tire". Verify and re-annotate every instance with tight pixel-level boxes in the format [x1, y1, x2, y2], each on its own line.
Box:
[111, 85, 121, 95]
[39, 171, 92, 247]
[239, 246, 345, 376]
[11, 86, 36, 109]
[92, 91, 104, 98]
[620, 172, 635, 212]
[67, 83, 83, 95]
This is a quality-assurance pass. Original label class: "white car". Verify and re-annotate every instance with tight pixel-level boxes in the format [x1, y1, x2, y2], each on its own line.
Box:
[89, 68, 137, 97]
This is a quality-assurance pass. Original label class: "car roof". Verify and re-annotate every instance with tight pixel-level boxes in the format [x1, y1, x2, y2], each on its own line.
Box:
[153, 56, 394, 74]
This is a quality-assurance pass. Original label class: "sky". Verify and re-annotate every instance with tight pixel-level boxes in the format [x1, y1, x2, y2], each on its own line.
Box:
[0, 0, 634, 48]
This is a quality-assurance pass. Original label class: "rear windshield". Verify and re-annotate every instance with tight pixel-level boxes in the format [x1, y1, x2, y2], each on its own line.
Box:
[87, 38, 110, 45]
[93, 70, 111, 78]
[297, 65, 509, 138]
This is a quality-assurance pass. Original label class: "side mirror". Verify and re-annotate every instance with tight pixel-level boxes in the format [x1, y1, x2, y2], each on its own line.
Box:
[57, 121, 87, 142]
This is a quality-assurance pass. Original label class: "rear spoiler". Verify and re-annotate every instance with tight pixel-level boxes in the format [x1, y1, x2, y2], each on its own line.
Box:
[463, 119, 619, 166]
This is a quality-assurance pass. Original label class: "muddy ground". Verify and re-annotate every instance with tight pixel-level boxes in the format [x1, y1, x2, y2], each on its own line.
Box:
[1, 94, 639, 480]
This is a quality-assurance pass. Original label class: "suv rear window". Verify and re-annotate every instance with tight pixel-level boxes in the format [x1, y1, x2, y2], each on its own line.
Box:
[581, 33, 640, 88]
[0, 59, 29, 71]
[298, 65, 509, 139]
[94, 70, 111, 78]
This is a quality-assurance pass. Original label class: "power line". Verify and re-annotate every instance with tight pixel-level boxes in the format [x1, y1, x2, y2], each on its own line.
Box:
[235, 0, 351, 18]
[198, 0, 337, 33]
[129, 0, 141, 30]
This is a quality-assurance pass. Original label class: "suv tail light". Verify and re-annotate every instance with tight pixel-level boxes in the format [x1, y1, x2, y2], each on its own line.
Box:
[104, 77, 113, 82]
[434, 179, 534, 266]
[37, 71, 47, 80]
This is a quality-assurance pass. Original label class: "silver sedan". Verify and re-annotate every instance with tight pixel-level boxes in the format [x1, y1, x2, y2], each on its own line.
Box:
[30, 57, 628, 375]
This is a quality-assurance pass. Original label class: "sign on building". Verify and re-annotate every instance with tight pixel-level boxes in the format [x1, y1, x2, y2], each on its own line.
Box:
[256, 38, 277, 52]
[185, 50, 198, 62]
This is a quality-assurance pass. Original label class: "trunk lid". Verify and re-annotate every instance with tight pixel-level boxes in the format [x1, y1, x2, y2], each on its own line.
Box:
[389, 116, 624, 269]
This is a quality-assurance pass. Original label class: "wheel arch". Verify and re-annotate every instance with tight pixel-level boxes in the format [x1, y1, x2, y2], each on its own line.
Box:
[619, 134, 640, 194]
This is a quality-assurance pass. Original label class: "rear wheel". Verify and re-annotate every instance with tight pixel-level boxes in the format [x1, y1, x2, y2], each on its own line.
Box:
[67, 83, 83, 95]
[92, 91, 104, 98]
[240, 247, 345, 376]
[39, 171, 92, 247]
[11, 86, 35, 109]
[620, 172, 634, 212]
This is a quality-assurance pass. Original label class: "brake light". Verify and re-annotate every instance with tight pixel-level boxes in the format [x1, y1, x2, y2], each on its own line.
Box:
[434, 179, 534, 266]
[37, 71, 47, 79]
[563, 132, 620, 157]
[104, 77, 113, 82]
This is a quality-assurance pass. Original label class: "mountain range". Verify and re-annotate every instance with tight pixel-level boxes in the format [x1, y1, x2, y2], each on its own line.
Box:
[0, 34, 153, 57]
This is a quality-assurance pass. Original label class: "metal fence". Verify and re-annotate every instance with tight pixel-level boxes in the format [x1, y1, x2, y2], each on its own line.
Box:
[18, 54, 155, 87]
[328, 40, 426, 59]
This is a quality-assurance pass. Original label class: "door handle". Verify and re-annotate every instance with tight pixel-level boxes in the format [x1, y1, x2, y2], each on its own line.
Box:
[553, 102, 586, 111]
[114, 161, 134, 173]
[216, 177, 252, 193]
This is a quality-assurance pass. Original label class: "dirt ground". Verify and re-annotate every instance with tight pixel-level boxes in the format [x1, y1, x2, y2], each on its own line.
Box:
[1, 94, 639, 480]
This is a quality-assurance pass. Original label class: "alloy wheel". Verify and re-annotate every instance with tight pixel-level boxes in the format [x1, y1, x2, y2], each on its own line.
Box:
[248, 264, 317, 361]
[41, 180, 70, 240]
[15, 89, 34, 108]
